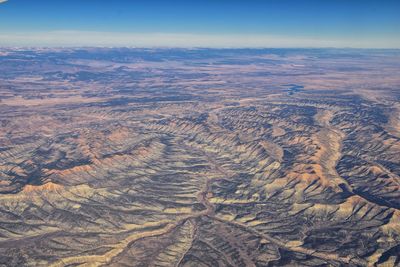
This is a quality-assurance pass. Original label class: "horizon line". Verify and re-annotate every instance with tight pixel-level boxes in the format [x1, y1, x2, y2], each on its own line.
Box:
[1, 31, 400, 49]
[1, 46, 400, 50]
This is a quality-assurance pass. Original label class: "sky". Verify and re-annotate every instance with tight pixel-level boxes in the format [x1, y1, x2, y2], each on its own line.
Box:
[0, 0, 399, 48]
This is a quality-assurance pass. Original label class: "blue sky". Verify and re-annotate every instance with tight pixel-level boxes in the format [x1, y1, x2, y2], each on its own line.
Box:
[0, 0, 399, 48]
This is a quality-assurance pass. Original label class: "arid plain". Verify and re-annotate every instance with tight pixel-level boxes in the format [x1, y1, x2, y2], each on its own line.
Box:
[0, 48, 399, 266]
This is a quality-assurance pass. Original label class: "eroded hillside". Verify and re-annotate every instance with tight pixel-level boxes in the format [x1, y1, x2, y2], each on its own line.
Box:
[0, 48, 399, 266]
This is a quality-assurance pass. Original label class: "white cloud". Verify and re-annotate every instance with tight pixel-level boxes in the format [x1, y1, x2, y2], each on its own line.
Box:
[0, 0, 8, 3]
[0, 31, 399, 48]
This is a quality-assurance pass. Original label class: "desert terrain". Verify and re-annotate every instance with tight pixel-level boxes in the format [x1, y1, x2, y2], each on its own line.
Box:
[0, 48, 399, 266]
